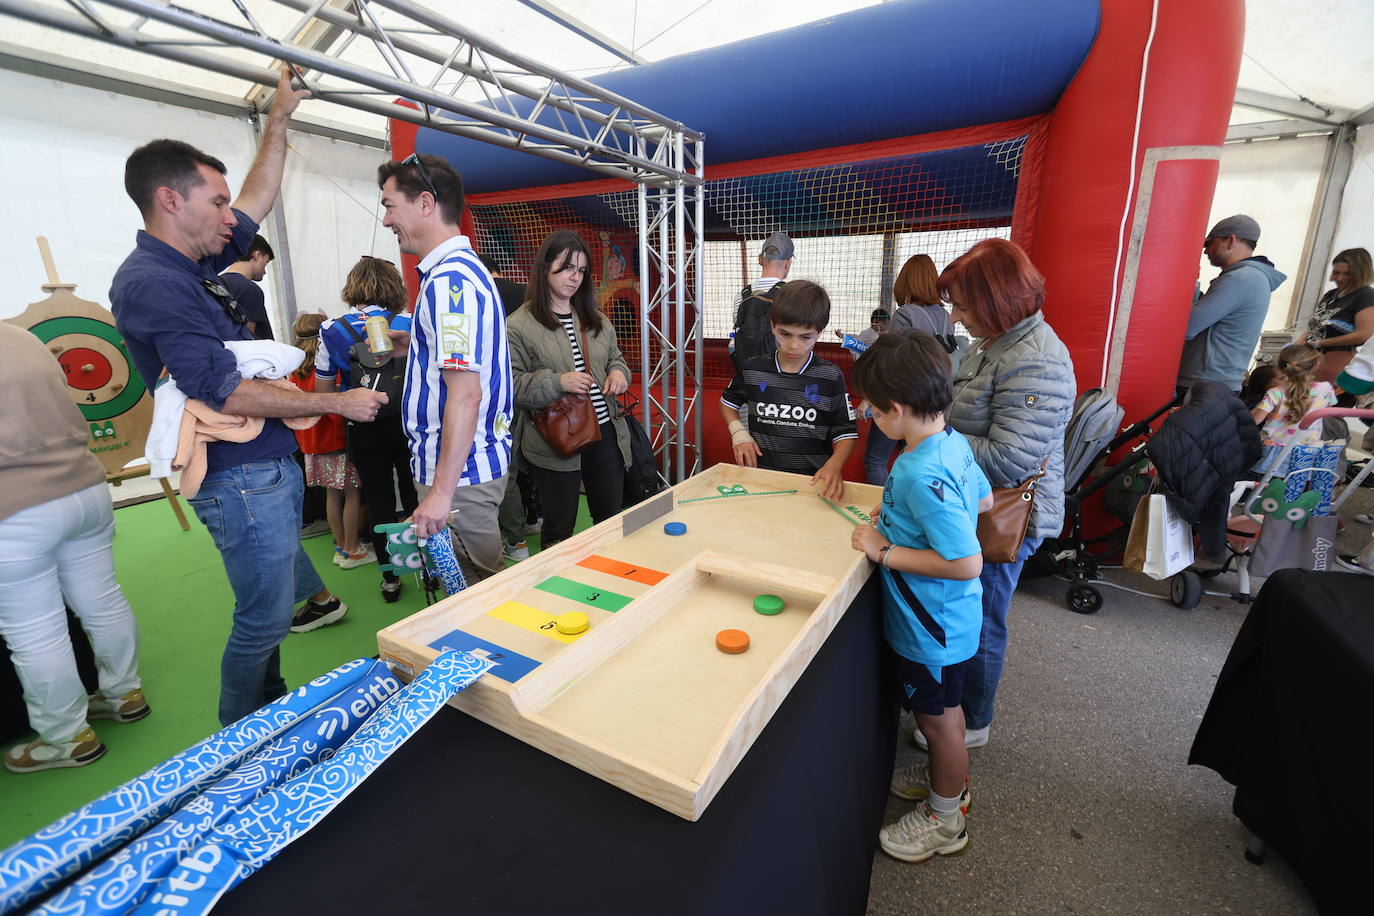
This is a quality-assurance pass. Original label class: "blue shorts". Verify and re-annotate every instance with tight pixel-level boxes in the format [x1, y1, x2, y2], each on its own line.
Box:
[890, 649, 966, 717]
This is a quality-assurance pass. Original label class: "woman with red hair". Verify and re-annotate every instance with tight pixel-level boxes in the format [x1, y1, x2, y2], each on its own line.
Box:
[912, 238, 1075, 753]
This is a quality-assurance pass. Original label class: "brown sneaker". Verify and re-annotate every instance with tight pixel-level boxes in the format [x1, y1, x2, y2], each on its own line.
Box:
[5, 727, 107, 773]
[88, 689, 151, 723]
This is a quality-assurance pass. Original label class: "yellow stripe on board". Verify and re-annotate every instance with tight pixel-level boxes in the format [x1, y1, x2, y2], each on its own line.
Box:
[487, 600, 583, 644]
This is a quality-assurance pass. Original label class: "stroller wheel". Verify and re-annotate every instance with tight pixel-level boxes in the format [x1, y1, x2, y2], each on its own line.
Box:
[1170, 570, 1203, 610]
[1065, 583, 1103, 614]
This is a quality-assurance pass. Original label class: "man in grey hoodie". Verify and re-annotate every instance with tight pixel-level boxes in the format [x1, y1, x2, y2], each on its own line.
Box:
[1176, 214, 1287, 393]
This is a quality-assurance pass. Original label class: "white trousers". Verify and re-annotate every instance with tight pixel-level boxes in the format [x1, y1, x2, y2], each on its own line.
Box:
[0, 483, 141, 743]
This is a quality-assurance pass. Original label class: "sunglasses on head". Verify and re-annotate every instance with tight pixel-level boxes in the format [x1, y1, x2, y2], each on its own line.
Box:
[401, 153, 439, 202]
[199, 278, 246, 325]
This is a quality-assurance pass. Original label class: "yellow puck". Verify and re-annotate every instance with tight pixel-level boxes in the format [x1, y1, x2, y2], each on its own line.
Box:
[555, 611, 590, 635]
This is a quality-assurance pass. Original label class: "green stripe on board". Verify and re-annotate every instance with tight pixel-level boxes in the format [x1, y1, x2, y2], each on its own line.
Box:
[534, 576, 633, 612]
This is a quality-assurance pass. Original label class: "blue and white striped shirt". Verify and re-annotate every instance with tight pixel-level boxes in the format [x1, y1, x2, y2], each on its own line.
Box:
[315, 305, 413, 389]
[404, 235, 513, 486]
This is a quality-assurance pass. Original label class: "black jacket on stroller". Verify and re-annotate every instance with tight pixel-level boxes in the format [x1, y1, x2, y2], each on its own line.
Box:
[1146, 382, 1263, 555]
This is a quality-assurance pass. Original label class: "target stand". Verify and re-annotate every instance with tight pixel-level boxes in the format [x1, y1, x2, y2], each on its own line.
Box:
[5, 238, 188, 531]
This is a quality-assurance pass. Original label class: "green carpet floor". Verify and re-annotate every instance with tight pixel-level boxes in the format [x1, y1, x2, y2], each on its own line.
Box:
[0, 494, 576, 850]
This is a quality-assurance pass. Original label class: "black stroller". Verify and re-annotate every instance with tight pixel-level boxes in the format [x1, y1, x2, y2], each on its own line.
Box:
[1024, 391, 1184, 613]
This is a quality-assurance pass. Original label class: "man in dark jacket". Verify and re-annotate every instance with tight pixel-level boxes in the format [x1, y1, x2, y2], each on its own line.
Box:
[1147, 382, 1262, 559]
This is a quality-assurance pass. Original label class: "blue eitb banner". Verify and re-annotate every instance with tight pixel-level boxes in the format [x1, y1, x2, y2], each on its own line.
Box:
[30, 663, 402, 916]
[840, 333, 869, 354]
[0, 658, 383, 916]
[133, 650, 492, 916]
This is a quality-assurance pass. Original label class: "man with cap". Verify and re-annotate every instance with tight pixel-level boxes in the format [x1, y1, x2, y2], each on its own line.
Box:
[836, 307, 891, 348]
[728, 231, 795, 371]
[1177, 214, 1288, 393]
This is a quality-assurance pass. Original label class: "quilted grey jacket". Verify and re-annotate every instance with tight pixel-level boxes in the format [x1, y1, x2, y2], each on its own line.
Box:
[947, 311, 1075, 540]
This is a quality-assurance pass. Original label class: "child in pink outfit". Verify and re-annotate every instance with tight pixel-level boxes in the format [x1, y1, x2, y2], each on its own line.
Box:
[1250, 343, 1336, 475]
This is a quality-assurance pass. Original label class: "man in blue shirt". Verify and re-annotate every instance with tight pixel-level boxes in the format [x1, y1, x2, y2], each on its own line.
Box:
[219, 234, 276, 340]
[377, 153, 514, 583]
[110, 69, 388, 727]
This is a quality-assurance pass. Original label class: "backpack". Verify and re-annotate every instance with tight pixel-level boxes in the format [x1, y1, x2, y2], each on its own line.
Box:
[730, 281, 784, 371]
[620, 396, 664, 508]
[339, 315, 405, 422]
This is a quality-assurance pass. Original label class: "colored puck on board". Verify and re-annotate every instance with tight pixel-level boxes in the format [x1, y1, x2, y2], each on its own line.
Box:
[753, 594, 785, 616]
[663, 522, 688, 536]
[715, 629, 750, 654]
[554, 611, 589, 635]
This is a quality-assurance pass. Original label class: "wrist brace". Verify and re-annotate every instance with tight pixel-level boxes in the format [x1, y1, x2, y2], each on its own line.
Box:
[727, 419, 755, 447]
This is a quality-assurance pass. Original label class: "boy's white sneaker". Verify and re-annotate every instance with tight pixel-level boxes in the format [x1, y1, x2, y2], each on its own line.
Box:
[889, 760, 972, 811]
[913, 725, 989, 751]
[879, 801, 969, 863]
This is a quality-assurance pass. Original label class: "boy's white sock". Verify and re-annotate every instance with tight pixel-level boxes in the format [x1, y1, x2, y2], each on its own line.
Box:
[928, 788, 962, 818]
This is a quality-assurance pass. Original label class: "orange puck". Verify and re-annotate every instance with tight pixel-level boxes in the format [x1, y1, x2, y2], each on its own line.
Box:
[715, 629, 750, 654]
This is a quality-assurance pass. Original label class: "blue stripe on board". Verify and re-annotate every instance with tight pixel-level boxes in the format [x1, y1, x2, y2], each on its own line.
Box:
[427, 630, 539, 682]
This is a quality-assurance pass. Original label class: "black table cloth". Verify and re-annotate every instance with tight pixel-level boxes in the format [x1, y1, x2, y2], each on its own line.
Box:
[217, 576, 896, 916]
[1191, 569, 1374, 914]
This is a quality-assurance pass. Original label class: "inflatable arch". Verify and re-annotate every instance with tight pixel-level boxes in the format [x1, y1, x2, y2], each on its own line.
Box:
[391, 0, 1243, 467]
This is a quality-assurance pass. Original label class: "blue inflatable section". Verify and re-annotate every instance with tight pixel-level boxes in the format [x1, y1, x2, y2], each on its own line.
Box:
[415, 0, 1099, 194]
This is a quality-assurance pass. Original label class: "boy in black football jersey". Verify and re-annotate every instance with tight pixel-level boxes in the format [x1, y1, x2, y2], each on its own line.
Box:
[720, 280, 857, 499]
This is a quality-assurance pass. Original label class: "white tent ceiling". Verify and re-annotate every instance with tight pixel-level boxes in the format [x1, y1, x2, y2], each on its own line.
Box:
[3, 0, 1371, 143]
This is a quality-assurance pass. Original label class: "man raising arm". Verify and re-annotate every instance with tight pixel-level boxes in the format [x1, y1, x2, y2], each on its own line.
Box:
[111, 69, 385, 726]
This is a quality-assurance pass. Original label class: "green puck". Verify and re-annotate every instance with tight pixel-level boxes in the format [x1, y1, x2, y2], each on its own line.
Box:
[753, 594, 784, 616]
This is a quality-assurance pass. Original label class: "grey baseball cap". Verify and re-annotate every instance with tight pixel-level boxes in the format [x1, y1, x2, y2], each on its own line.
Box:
[1206, 214, 1260, 242]
[760, 231, 795, 260]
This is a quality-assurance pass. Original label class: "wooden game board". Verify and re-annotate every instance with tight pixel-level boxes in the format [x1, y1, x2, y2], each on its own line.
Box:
[376, 464, 882, 821]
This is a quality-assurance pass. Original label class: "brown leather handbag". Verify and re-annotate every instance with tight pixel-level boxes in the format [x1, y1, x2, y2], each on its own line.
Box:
[531, 392, 602, 457]
[530, 322, 603, 458]
[977, 460, 1048, 564]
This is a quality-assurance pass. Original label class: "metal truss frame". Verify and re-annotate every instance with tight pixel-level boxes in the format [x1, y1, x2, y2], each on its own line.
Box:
[638, 137, 706, 486]
[0, 0, 705, 482]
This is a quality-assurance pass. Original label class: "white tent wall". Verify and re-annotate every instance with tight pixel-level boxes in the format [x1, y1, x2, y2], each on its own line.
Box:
[1328, 125, 1374, 285]
[1202, 134, 1328, 334]
[0, 66, 398, 342]
[277, 134, 400, 327]
[0, 67, 256, 321]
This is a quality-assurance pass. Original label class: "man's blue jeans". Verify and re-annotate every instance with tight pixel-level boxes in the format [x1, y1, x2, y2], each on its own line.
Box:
[186, 457, 325, 726]
[863, 426, 901, 486]
[962, 536, 1042, 730]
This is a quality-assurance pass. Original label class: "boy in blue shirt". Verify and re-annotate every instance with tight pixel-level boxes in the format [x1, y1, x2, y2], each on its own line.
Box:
[849, 330, 992, 863]
[719, 280, 857, 500]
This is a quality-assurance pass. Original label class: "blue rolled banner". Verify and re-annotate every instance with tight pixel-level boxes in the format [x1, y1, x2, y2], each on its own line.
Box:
[31, 663, 401, 916]
[0, 658, 381, 916]
[421, 528, 468, 596]
[840, 333, 870, 354]
[133, 650, 491, 916]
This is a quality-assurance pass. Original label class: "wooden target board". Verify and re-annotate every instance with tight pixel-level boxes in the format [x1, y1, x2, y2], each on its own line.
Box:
[378, 464, 882, 821]
[7, 243, 153, 476]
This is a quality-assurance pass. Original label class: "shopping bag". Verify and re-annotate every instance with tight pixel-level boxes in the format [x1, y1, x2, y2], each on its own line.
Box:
[1250, 515, 1339, 576]
[1142, 493, 1194, 580]
[1123, 495, 1151, 573]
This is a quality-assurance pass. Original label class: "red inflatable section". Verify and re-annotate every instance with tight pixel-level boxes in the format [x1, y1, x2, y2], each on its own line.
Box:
[1031, 0, 1244, 423]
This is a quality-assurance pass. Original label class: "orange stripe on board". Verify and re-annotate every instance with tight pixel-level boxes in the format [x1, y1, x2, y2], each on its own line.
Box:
[577, 554, 668, 586]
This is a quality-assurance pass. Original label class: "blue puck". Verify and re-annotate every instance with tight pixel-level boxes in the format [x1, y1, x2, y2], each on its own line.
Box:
[663, 522, 688, 536]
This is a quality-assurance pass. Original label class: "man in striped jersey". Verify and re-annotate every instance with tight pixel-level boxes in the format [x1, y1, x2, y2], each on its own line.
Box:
[378, 154, 514, 584]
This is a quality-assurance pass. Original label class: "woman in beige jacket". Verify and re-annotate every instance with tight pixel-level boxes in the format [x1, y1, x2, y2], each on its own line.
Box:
[507, 230, 632, 547]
